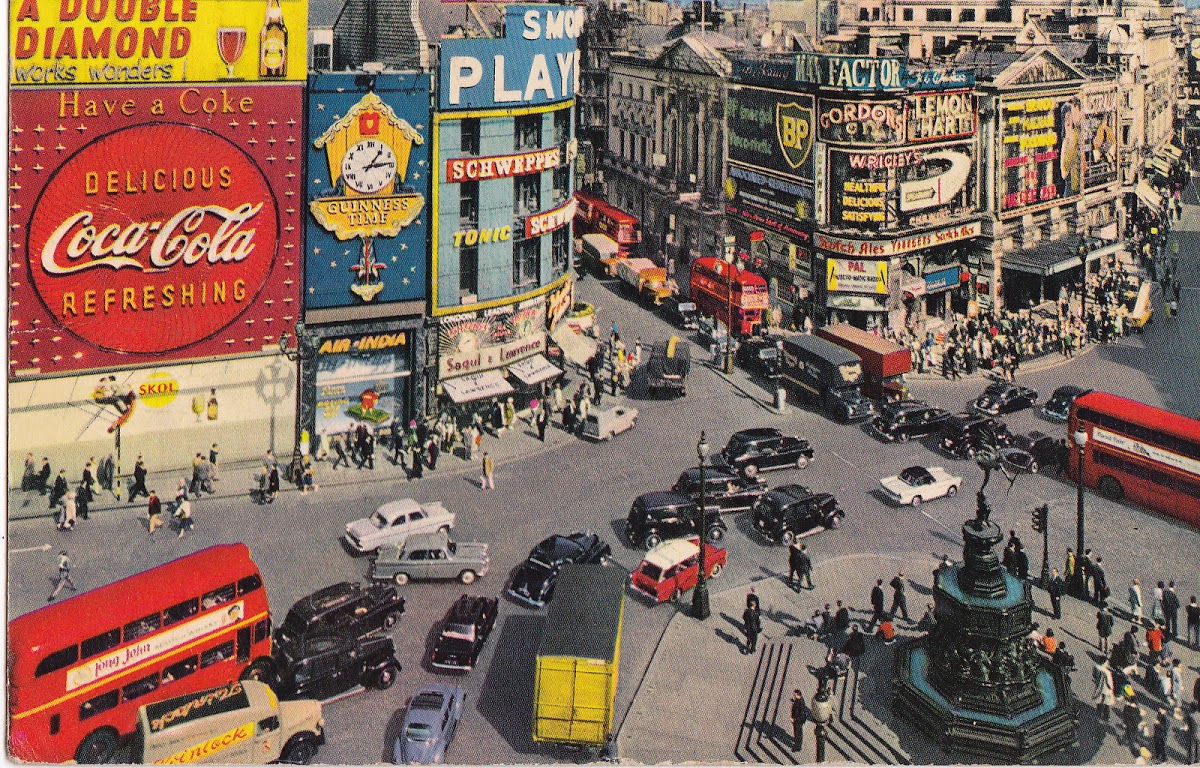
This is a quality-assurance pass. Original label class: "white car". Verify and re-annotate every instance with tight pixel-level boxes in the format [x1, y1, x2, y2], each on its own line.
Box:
[345, 498, 455, 554]
[879, 466, 963, 506]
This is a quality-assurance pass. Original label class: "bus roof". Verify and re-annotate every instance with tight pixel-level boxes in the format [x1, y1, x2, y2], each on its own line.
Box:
[538, 565, 625, 663]
[8, 544, 258, 675]
[1073, 392, 1200, 438]
[782, 334, 863, 366]
[691, 257, 768, 288]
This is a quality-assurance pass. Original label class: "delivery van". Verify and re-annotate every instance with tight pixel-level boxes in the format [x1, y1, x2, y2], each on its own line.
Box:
[131, 680, 324, 765]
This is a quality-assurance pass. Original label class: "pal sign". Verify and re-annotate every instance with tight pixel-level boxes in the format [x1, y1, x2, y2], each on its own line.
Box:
[439, 4, 583, 111]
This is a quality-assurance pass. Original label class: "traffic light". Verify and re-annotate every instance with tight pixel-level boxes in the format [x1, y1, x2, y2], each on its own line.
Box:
[1031, 504, 1048, 533]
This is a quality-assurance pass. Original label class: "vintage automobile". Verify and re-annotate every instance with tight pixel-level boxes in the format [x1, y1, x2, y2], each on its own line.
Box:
[274, 581, 405, 646]
[866, 400, 952, 443]
[344, 498, 455, 554]
[393, 685, 465, 765]
[939, 414, 1014, 459]
[1041, 385, 1092, 422]
[736, 337, 783, 379]
[712, 427, 813, 477]
[670, 466, 768, 514]
[629, 537, 727, 604]
[507, 531, 612, 608]
[751, 484, 843, 544]
[1009, 430, 1068, 474]
[369, 530, 490, 585]
[660, 296, 699, 330]
[269, 633, 401, 701]
[582, 404, 639, 441]
[626, 491, 727, 550]
[430, 595, 500, 672]
[645, 337, 691, 398]
[970, 383, 1039, 416]
[879, 466, 963, 506]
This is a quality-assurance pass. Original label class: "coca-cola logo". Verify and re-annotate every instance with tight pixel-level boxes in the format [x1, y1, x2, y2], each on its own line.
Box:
[28, 123, 278, 354]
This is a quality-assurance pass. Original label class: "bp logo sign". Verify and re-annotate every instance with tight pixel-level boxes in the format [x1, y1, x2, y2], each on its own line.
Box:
[776, 102, 813, 171]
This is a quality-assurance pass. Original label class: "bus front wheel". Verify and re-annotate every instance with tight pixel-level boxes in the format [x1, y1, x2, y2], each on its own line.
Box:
[76, 727, 120, 764]
[1098, 475, 1124, 501]
[240, 657, 277, 684]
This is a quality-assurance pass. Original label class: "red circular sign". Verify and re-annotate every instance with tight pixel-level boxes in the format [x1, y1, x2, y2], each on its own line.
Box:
[28, 123, 278, 354]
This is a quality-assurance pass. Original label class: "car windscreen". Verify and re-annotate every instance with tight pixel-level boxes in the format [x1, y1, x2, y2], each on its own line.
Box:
[758, 347, 779, 359]
[405, 724, 434, 740]
[370, 511, 389, 528]
[637, 563, 663, 581]
[443, 623, 476, 641]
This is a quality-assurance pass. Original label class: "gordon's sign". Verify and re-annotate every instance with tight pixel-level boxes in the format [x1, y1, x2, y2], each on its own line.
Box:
[9, 85, 302, 376]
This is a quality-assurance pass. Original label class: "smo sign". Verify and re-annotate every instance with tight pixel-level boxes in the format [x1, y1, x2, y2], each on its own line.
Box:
[10, 85, 302, 376]
[438, 4, 583, 111]
[727, 86, 815, 183]
[9, 0, 307, 86]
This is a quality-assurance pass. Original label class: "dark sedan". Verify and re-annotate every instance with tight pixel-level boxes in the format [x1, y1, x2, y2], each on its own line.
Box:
[430, 595, 499, 672]
[1041, 385, 1091, 422]
[1008, 431, 1068, 474]
[751, 484, 843, 544]
[971, 383, 1038, 416]
[506, 531, 612, 607]
[671, 466, 768, 514]
[712, 428, 814, 478]
[866, 400, 951, 442]
[736, 338, 783, 379]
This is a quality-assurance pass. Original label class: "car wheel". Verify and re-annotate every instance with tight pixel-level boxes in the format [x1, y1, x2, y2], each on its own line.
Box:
[239, 657, 276, 684]
[75, 728, 119, 764]
[599, 553, 612, 566]
[371, 664, 398, 690]
[383, 610, 401, 630]
[706, 526, 725, 543]
[911, 496, 923, 507]
[393, 572, 410, 586]
[1029, 461, 1039, 474]
[439, 525, 451, 534]
[1098, 475, 1124, 501]
[781, 530, 797, 546]
[459, 570, 478, 585]
[709, 563, 723, 578]
[280, 735, 320, 765]
[743, 464, 759, 478]
[947, 485, 958, 497]
[671, 587, 683, 603]
[795, 455, 810, 469]
[643, 533, 662, 550]
[827, 514, 843, 529]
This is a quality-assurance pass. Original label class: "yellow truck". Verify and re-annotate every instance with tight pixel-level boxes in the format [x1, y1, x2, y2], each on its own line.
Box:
[532, 564, 626, 751]
[616, 257, 673, 305]
[579, 233, 623, 276]
[132, 680, 324, 765]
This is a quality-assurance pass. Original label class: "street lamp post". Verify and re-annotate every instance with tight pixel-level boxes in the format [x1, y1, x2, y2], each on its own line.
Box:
[811, 680, 834, 762]
[692, 431, 711, 620]
[1077, 238, 1089, 335]
[1072, 429, 1088, 598]
[724, 266, 736, 374]
[279, 321, 319, 484]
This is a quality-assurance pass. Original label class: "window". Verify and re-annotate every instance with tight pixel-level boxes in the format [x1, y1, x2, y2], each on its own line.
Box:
[80, 629, 121, 661]
[860, 8, 869, 19]
[237, 573, 263, 595]
[927, 8, 951, 21]
[460, 246, 479, 298]
[200, 641, 235, 669]
[513, 239, 540, 288]
[872, 7, 880, 19]
[552, 229, 570, 277]
[49, 714, 60, 736]
[554, 109, 571, 145]
[311, 43, 331, 71]
[460, 181, 479, 227]
[124, 613, 162, 643]
[253, 619, 270, 644]
[164, 598, 199, 627]
[258, 716, 281, 734]
[903, 8, 913, 19]
[515, 175, 540, 216]
[80, 690, 119, 721]
[553, 165, 571, 205]
[460, 118, 480, 155]
[162, 656, 197, 685]
[985, 7, 1011, 20]
[122, 672, 159, 703]
[202, 583, 236, 610]
[515, 114, 542, 151]
[35, 646, 79, 678]
[960, 8, 975, 20]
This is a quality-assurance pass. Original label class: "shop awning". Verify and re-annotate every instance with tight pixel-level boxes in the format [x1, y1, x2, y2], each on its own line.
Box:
[1002, 235, 1096, 277]
[900, 273, 926, 299]
[1135, 179, 1165, 211]
[550, 323, 596, 367]
[441, 370, 514, 404]
[507, 354, 562, 386]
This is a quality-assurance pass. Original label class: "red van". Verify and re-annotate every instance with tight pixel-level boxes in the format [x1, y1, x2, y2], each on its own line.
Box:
[629, 537, 727, 603]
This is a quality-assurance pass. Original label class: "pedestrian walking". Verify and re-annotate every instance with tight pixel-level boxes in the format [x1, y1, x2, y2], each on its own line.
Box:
[833, 600, 851, 632]
[409, 441, 423, 479]
[47, 551, 77, 602]
[889, 572, 910, 621]
[428, 439, 440, 471]
[147, 491, 163, 536]
[196, 455, 215, 495]
[1049, 568, 1065, 619]
[480, 452, 495, 490]
[362, 432, 376, 470]
[21, 453, 37, 492]
[56, 491, 77, 531]
[173, 495, 193, 538]
[1186, 596, 1199, 647]
[49, 469, 69, 509]
[790, 689, 808, 752]
[1147, 620, 1165, 664]
[503, 397, 516, 433]
[1121, 693, 1143, 755]
[868, 579, 886, 631]
[789, 542, 813, 589]
[1015, 545, 1030, 582]
[1131, 578, 1145, 621]
[536, 406, 549, 442]
[742, 600, 761, 654]
[267, 465, 280, 502]
[129, 456, 149, 499]
[209, 443, 220, 481]
[1164, 581, 1181, 637]
[1184, 704, 1199, 765]
[1091, 555, 1108, 604]
[75, 482, 91, 522]
[1098, 605, 1115, 653]
[1094, 658, 1116, 722]
[1153, 709, 1170, 763]
[301, 461, 316, 494]
[98, 453, 115, 496]
[1172, 659, 1185, 709]
[1154, 581, 1166, 624]
[1065, 547, 1077, 588]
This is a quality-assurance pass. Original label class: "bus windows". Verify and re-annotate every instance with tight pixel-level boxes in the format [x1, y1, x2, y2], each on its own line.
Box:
[80, 629, 121, 661]
[253, 619, 270, 644]
[49, 714, 60, 736]
[200, 641, 235, 669]
[121, 673, 159, 703]
[80, 690, 119, 721]
[35, 646, 79, 678]
[124, 613, 162, 643]
[164, 598, 199, 626]
[202, 584, 236, 610]
[237, 573, 263, 595]
[161, 657, 197, 686]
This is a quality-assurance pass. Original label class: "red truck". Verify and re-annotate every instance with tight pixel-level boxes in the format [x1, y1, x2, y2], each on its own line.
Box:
[815, 324, 911, 401]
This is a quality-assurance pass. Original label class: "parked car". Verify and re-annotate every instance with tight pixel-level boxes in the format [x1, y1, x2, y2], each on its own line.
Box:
[626, 491, 727, 550]
[270, 633, 400, 701]
[507, 531, 612, 608]
[660, 296, 699, 330]
[670, 466, 768, 514]
[344, 498, 455, 554]
[879, 466, 963, 506]
[582, 403, 638, 441]
[712, 427, 813, 478]
[430, 595, 500, 672]
[866, 400, 952, 443]
[970, 383, 1038, 416]
[939, 414, 1014, 459]
[629, 537, 727, 603]
[736, 337, 783, 379]
[393, 685, 465, 764]
[751, 484, 843, 544]
[998, 446, 1038, 474]
[1010, 430, 1068, 474]
[369, 530, 490, 585]
[274, 581, 405, 646]
[697, 315, 729, 350]
[1041, 385, 1092, 422]
[645, 338, 690, 398]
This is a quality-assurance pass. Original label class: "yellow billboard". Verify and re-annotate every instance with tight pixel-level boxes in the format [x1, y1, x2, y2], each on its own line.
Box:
[10, 0, 307, 86]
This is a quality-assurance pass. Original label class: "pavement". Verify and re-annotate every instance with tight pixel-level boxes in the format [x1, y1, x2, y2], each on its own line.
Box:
[616, 550, 1200, 765]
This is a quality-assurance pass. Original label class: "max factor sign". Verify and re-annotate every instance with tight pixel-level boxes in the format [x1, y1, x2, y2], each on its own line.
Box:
[793, 54, 905, 92]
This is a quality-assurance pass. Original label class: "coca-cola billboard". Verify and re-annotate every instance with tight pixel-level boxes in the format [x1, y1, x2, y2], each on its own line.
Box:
[9, 84, 302, 377]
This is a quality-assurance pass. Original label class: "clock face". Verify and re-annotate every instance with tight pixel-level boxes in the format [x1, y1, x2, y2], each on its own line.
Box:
[341, 139, 397, 194]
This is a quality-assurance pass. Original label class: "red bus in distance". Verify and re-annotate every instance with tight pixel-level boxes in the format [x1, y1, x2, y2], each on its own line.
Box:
[689, 256, 769, 337]
[573, 191, 641, 258]
[1067, 392, 1200, 529]
[8, 544, 273, 764]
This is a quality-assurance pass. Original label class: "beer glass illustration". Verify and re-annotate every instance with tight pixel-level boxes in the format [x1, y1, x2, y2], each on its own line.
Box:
[217, 27, 247, 79]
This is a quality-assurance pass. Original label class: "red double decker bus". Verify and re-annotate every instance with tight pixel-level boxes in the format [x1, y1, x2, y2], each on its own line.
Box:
[8, 544, 274, 763]
[689, 256, 769, 337]
[574, 191, 641, 258]
[1068, 392, 1200, 528]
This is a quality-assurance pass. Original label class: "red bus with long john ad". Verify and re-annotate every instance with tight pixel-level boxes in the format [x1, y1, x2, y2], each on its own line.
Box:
[8, 544, 273, 763]
[689, 256, 769, 337]
[1068, 392, 1200, 529]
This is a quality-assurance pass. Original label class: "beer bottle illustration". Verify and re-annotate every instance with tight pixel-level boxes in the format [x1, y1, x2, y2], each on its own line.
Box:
[259, 0, 287, 78]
